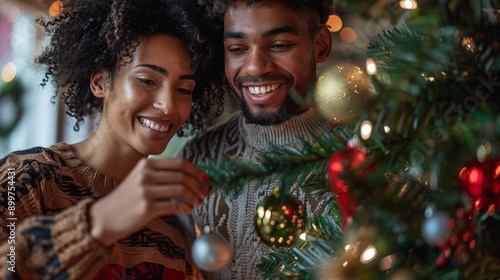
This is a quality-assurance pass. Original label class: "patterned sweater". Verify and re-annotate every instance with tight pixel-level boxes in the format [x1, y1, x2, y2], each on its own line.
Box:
[178, 108, 336, 279]
[0, 142, 200, 280]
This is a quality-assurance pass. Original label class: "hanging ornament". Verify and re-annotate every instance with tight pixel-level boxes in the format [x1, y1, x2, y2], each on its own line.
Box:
[327, 145, 373, 228]
[315, 63, 372, 124]
[191, 225, 231, 272]
[458, 156, 500, 212]
[421, 210, 453, 246]
[255, 189, 307, 248]
[452, 31, 477, 79]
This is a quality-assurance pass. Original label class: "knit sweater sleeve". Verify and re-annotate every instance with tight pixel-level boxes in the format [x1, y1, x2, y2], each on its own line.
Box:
[0, 157, 112, 280]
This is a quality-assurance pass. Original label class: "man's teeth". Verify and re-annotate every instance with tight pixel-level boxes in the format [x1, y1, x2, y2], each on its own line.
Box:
[248, 84, 280, 96]
[140, 118, 170, 132]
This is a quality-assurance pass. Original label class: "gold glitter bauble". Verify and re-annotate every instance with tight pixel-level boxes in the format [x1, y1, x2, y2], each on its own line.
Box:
[315, 64, 372, 124]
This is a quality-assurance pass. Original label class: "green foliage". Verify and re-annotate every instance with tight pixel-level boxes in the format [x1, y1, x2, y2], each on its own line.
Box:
[199, 126, 355, 198]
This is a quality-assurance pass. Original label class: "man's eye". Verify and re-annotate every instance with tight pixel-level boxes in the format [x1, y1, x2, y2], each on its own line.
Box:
[271, 43, 292, 50]
[227, 46, 247, 55]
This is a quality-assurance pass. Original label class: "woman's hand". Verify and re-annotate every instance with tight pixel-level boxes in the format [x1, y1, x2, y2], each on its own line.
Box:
[89, 158, 209, 247]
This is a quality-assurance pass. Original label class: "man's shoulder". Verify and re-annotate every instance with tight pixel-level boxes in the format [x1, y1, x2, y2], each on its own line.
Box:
[187, 113, 241, 145]
[178, 113, 242, 162]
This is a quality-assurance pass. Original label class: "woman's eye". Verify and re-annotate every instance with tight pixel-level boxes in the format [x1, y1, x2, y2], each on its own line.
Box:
[178, 88, 193, 95]
[137, 78, 155, 85]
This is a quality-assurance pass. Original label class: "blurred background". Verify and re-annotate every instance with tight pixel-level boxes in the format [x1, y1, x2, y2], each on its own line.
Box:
[0, 0, 380, 158]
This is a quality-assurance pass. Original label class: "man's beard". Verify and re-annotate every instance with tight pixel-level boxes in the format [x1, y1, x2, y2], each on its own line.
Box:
[240, 94, 298, 125]
[238, 55, 317, 126]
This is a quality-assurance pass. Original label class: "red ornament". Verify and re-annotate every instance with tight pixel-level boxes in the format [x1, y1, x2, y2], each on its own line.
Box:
[458, 157, 500, 211]
[327, 146, 372, 229]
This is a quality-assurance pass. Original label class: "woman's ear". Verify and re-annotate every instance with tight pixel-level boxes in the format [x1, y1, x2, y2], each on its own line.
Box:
[90, 70, 109, 98]
[315, 25, 332, 63]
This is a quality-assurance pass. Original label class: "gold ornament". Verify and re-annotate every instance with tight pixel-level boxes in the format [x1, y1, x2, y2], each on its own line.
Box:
[315, 63, 372, 124]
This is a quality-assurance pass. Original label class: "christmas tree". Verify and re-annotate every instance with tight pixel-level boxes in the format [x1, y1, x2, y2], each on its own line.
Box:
[201, 0, 500, 279]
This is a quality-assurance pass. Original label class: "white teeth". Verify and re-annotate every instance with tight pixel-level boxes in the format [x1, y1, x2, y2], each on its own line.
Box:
[247, 84, 281, 96]
[140, 118, 170, 132]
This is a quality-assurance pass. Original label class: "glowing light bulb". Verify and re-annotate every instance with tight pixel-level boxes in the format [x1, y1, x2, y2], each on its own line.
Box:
[360, 245, 377, 264]
[360, 120, 373, 140]
[300, 233, 307, 241]
[399, 0, 418, 10]
[365, 58, 377, 75]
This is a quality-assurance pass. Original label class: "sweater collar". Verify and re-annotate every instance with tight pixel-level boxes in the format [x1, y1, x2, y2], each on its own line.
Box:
[240, 108, 335, 150]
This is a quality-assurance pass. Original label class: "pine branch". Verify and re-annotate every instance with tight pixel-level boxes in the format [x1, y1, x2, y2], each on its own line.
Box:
[199, 126, 354, 198]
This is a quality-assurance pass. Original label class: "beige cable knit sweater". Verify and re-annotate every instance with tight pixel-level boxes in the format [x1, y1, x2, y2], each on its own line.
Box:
[178, 108, 336, 279]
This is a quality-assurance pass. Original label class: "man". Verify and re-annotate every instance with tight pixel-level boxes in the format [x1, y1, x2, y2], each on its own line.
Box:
[179, 0, 335, 278]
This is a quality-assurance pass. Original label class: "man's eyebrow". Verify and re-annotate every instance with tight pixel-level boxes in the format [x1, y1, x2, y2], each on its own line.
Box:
[262, 25, 298, 38]
[223, 25, 299, 40]
[223, 31, 245, 40]
[136, 64, 195, 81]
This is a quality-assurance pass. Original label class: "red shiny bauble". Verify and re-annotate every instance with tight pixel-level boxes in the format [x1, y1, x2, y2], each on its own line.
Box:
[327, 147, 371, 229]
[458, 157, 500, 211]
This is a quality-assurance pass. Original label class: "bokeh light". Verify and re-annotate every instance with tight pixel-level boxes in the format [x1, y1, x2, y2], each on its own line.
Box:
[2, 62, 16, 82]
[399, 0, 418, 10]
[327, 15, 342, 32]
[340, 27, 357, 43]
[366, 58, 377, 75]
[49, 0, 64, 17]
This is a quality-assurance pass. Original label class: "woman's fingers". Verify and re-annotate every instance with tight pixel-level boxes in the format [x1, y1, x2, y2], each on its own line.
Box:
[145, 184, 204, 206]
[88, 158, 210, 246]
[144, 158, 210, 198]
[147, 158, 209, 184]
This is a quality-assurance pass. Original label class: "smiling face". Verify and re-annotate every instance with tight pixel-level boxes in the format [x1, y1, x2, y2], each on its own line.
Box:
[92, 34, 195, 156]
[223, 0, 331, 125]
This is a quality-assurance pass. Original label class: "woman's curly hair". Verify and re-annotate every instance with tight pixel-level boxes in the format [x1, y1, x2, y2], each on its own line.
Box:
[36, 0, 227, 136]
[198, 0, 334, 27]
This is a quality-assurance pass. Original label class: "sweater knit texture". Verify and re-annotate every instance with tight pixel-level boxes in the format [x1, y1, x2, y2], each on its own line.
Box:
[0, 142, 200, 279]
[178, 108, 336, 279]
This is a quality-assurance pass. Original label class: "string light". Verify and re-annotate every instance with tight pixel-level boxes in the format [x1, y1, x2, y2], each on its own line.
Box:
[299, 233, 307, 241]
[360, 120, 373, 140]
[360, 245, 377, 264]
[399, 0, 418, 10]
[365, 58, 377, 75]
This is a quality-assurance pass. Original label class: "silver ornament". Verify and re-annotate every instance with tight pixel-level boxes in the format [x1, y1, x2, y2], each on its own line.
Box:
[421, 211, 452, 246]
[191, 226, 231, 271]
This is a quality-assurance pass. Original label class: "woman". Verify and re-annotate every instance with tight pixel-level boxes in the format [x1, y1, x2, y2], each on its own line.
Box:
[0, 0, 225, 279]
